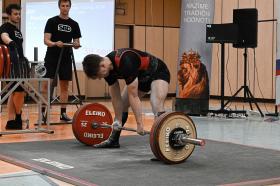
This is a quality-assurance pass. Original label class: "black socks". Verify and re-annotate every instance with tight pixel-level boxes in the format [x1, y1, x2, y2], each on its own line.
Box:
[122, 112, 128, 125]
[15, 113, 22, 122]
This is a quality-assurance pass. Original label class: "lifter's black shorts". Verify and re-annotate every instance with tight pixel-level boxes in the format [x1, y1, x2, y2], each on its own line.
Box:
[44, 55, 72, 81]
[138, 59, 170, 92]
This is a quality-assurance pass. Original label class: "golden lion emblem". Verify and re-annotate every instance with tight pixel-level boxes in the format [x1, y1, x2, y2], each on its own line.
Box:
[177, 50, 209, 98]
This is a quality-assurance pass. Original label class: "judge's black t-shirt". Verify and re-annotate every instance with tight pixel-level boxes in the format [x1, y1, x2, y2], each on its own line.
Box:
[0, 22, 24, 58]
[44, 16, 81, 58]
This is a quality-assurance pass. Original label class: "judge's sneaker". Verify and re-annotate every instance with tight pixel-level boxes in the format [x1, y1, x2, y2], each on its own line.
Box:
[60, 113, 72, 122]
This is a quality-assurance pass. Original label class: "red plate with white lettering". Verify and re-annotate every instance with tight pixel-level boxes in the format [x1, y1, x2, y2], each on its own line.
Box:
[0, 46, 4, 78]
[72, 103, 113, 145]
[0, 45, 11, 78]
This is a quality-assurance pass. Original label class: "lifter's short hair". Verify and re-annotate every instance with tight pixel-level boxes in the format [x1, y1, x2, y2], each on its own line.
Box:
[82, 54, 103, 79]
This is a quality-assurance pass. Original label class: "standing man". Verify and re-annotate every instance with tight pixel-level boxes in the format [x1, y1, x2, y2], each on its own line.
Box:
[0, 4, 25, 130]
[82, 48, 170, 148]
[42, 0, 81, 121]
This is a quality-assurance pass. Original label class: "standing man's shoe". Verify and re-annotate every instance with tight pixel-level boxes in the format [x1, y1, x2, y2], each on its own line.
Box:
[5, 120, 22, 130]
[60, 113, 72, 122]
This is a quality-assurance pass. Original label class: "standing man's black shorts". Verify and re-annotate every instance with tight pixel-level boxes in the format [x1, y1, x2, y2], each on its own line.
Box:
[44, 55, 72, 81]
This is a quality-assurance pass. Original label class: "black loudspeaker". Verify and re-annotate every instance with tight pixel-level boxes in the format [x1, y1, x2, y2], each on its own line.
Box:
[233, 8, 258, 48]
[206, 23, 238, 43]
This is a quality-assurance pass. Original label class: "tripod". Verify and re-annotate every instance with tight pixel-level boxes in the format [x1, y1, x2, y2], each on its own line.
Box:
[224, 48, 264, 117]
[50, 45, 82, 106]
[45, 43, 83, 125]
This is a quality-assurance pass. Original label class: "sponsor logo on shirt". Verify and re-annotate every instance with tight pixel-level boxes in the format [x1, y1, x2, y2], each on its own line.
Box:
[14, 31, 22, 39]
[58, 24, 72, 32]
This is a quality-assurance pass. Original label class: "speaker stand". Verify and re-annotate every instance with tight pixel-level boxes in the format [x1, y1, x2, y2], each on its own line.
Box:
[265, 105, 278, 117]
[224, 48, 264, 117]
[208, 43, 246, 117]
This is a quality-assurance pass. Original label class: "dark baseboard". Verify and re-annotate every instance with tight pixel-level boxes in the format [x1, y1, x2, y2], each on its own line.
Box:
[86, 94, 276, 104]
[210, 95, 275, 103]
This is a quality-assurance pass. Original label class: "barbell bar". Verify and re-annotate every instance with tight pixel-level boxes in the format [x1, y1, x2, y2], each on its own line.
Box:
[91, 122, 205, 146]
[92, 122, 150, 135]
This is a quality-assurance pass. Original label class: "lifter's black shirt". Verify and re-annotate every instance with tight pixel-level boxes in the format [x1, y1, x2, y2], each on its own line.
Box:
[44, 16, 81, 58]
[105, 49, 159, 86]
[0, 22, 24, 58]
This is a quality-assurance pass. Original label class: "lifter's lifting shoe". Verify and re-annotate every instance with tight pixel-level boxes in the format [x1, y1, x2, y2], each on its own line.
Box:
[94, 112, 128, 148]
[93, 138, 120, 148]
[93, 130, 121, 148]
[5, 120, 22, 130]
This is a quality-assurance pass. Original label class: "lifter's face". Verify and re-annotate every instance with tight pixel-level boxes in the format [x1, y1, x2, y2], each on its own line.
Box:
[9, 9, 21, 24]
[59, 1, 71, 17]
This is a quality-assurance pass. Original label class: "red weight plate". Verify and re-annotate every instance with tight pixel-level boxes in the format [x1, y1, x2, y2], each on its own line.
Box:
[0, 46, 4, 78]
[72, 103, 113, 145]
[1, 45, 11, 78]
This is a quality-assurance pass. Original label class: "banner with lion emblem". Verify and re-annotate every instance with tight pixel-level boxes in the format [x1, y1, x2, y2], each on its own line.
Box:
[175, 0, 214, 115]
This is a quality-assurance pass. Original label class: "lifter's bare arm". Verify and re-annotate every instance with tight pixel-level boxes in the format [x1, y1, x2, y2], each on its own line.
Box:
[109, 81, 123, 123]
[127, 78, 145, 135]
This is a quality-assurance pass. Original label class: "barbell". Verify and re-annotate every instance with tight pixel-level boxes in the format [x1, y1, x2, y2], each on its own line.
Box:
[72, 103, 205, 164]
[91, 122, 205, 146]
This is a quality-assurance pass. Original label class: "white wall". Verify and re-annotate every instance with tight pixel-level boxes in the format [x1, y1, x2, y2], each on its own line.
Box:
[21, 0, 115, 69]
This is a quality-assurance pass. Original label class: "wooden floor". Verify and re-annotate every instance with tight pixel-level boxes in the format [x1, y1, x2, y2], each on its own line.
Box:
[0, 98, 278, 185]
